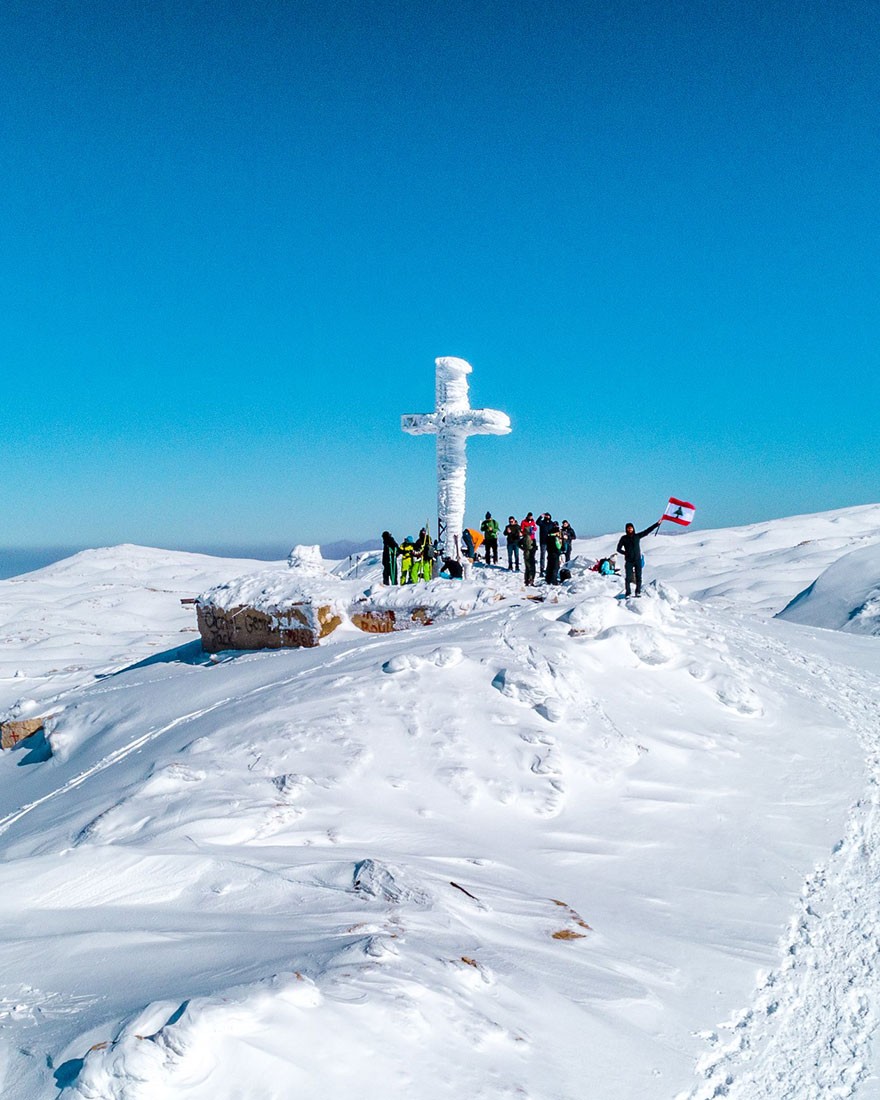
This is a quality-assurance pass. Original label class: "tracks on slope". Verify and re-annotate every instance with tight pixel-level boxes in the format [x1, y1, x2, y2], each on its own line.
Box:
[0, 634, 398, 840]
[679, 622, 880, 1099]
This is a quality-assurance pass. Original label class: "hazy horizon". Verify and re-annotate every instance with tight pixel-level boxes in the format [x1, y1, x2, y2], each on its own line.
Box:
[0, 538, 384, 581]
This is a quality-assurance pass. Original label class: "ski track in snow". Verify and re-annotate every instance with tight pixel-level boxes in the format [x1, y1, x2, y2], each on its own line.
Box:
[680, 622, 880, 1099]
[0, 635, 394, 841]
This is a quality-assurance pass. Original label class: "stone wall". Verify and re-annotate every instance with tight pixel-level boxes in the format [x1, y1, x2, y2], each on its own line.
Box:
[197, 603, 343, 653]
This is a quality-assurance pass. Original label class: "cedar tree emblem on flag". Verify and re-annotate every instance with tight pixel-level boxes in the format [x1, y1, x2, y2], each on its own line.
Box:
[662, 498, 696, 526]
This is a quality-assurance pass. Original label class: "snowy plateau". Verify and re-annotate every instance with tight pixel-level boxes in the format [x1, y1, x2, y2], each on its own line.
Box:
[0, 504, 879, 1100]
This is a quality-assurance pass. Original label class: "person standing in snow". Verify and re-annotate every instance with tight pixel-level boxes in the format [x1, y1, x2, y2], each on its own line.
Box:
[544, 521, 563, 585]
[381, 531, 399, 585]
[503, 516, 521, 572]
[560, 520, 577, 563]
[481, 512, 499, 565]
[521, 527, 537, 586]
[616, 519, 661, 597]
[520, 512, 538, 542]
[537, 512, 554, 575]
[399, 536, 416, 584]
[414, 529, 432, 582]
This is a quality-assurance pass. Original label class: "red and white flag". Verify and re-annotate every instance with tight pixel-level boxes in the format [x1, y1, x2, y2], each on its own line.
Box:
[662, 498, 696, 526]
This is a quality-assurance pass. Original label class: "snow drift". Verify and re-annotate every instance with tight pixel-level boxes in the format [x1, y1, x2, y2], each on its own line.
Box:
[776, 541, 880, 635]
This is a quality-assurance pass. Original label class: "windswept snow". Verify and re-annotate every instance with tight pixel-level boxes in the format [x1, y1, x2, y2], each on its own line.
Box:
[776, 541, 880, 636]
[0, 507, 878, 1099]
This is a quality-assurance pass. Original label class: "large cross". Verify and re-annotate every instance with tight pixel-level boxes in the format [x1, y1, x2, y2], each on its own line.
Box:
[402, 357, 511, 559]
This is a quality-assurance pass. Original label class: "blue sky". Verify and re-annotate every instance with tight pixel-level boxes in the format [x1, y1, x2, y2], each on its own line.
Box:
[2, 0, 878, 553]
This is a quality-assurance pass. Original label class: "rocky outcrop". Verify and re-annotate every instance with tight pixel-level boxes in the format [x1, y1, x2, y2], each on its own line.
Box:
[1, 717, 46, 751]
[196, 602, 342, 653]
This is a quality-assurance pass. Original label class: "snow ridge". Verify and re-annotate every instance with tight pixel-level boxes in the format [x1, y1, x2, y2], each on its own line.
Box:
[680, 633, 880, 1099]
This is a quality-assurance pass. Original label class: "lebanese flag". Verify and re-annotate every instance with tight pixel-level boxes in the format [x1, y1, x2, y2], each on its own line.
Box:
[662, 498, 696, 526]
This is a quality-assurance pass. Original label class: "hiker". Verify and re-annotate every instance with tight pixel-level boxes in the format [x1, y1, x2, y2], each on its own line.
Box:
[537, 512, 554, 574]
[381, 531, 399, 585]
[481, 512, 499, 565]
[503, 516, 521, 572]
[545, 521, 563, 585]
[520, 512, 538, 542]
[559, 520, 577, 562]
[616, 519, 662, 597]
[399, 536, 416, 584]
[591, 555, 619, 576]
[414, 529, 432, 582]
[521, 526, 537, 586]
[441, 556, 463, 579]
[461, 528, 475, 561]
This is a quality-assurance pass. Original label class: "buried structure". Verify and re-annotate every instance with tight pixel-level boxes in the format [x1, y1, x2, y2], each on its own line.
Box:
[194, 545, 505, 653]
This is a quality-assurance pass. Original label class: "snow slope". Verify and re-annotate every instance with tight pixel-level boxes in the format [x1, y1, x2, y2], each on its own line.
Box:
[776, 541, 880, 636]
[577, 502, 880, 615]
[0, 507, 878, 1100]
[0, 545, 284, 717]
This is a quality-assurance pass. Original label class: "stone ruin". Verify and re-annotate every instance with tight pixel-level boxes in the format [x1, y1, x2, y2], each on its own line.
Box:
[193, 544, 474, 653]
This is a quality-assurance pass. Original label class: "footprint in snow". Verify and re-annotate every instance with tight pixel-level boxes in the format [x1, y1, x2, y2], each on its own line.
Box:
[491, 667, 548, 707]
[595, 625, 677, 665]
[534, 696, 565, 723]
[714, 676, 764, 716]
[382, 646, 463, 674]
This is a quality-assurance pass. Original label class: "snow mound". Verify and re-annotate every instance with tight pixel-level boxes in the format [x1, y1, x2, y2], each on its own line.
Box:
[776, 542, 880, 636]
[287, 544, 328, 574]
[197, 567, 353, 616]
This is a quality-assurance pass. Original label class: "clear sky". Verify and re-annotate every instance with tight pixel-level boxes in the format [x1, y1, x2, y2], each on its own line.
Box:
[2, 0, 878, 553]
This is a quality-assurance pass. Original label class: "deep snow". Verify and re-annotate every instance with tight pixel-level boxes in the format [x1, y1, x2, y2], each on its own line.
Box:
[0, 508, 878, 1100]
[777, 541, 880, 636]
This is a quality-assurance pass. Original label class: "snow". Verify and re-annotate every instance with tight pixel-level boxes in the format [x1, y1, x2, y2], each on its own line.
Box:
[776, 541, 880, 635]
[0, 507, 878, 1099]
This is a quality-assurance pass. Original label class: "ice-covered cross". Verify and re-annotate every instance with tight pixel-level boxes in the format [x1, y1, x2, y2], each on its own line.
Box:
[402, 357, 511, 559]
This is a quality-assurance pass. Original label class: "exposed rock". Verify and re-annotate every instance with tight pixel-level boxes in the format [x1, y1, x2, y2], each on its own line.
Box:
[1, 717, 46, 751]
[350, 607, 433, 634]
[196, 602, 342, 653]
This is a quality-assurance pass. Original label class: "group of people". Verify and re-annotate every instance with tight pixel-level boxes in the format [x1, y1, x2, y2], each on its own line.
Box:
[381, 511, 579, 588]
[381, 514, 662, 597]
[381, 529, 434, 585]
[472, 511, 577, 587]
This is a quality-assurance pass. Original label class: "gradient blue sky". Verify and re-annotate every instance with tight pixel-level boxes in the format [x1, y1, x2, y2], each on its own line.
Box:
[3, 0, 878, 553]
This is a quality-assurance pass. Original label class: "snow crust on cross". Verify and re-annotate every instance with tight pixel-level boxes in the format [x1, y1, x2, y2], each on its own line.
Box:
[402, 357, 511, 559]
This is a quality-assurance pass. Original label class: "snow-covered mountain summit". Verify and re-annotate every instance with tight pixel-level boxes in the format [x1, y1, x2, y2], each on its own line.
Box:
[0, 506, 878, 1099]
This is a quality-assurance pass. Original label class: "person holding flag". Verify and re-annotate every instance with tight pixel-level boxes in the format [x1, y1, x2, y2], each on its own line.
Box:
[615, 498, 696, 598]
[616, 518, 662, 598]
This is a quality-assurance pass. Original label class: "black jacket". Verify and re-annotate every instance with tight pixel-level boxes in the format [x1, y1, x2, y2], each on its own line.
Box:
[381, 532, 399, 566]
[537, 515, 554, 545]
[616, 522, 660, 564]
[503, 523, 521, 545]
